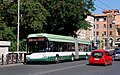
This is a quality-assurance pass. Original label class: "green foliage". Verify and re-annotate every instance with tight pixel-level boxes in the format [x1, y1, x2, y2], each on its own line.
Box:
[19, 40, 26, 51]
[42, 0, 95, 36]
[0, 0, 49, 51]
[9, 41, 17, 52]
[20, 0, 49, 39]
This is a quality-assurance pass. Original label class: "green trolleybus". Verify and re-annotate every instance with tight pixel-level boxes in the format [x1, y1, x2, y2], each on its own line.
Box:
[25, 33, 92, 63]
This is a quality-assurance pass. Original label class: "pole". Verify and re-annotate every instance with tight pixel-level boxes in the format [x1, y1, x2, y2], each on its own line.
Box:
[94, 19, 97, 47]
[1, 54, 4, 65]
[17, 0, 20, 52]
[75, 37, 79, 59]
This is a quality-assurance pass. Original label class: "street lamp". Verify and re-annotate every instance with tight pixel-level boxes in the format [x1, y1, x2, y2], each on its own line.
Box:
[17, 0, 20, 53]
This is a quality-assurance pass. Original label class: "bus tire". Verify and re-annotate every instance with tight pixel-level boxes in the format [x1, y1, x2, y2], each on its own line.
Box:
[71, 55, 75, 61]
[55, 56, 60, 63]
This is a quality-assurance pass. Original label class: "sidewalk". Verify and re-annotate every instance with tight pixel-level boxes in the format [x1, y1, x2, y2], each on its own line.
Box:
[0, 63, 23, 68]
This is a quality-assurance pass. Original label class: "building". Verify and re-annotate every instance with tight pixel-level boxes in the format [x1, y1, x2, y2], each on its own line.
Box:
[115, 14, 120, 40]
[77, 14, 95, 41]
[94, 9, 120, 48]
[0, 41, 11, 61]
[75, 9, 120, 49]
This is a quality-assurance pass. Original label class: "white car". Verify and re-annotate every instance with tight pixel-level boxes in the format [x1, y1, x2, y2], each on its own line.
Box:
[113, 48, 120, 60]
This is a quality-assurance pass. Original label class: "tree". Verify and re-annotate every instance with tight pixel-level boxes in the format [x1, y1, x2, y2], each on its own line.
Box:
[0, 0, 49, 51]
[0, 0, 16, 41]
[20, 0, 49, 39]
[42, 0, 95, 36]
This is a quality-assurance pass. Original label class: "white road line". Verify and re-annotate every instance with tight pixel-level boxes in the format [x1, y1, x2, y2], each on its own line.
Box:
[28, 64, 86, 75]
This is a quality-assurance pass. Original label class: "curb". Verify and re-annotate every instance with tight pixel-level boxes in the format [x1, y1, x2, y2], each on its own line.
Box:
[0, 63, 23, 68]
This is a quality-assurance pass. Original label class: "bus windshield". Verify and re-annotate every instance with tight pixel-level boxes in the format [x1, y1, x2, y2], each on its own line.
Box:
[27, 41, 48, 53]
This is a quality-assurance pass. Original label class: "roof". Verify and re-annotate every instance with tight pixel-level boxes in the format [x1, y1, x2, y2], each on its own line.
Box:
[27, 33, 91, 45]
[94, 14, 107, 17]
[0, 41, 11, 46]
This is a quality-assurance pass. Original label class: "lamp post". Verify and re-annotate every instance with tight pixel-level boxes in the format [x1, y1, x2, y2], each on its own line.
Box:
[17, 0, 20, 53]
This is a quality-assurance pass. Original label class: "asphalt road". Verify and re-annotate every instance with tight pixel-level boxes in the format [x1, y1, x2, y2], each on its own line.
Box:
[0, 60, 120, 75]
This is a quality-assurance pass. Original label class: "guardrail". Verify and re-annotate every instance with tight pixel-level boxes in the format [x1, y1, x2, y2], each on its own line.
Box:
[0, 53, 26, 65]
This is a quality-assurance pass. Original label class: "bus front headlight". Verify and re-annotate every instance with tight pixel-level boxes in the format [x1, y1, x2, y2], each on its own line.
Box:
[26, 57, 30, 61]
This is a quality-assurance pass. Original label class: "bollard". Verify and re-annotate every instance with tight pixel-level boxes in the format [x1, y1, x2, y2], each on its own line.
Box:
[23, 53, 26, 64]
[19, 53, 22, 62]
[16, 53, 18, 63]
[6, 54, 9, 64]
[1, 54, 4, 65]
[11, 54, 14, 64]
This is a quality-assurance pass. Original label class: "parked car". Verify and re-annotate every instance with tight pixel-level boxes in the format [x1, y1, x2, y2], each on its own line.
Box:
[105, 49, 115, 61]
[113, 47, 120, 60]
[88, 49, 112, 66]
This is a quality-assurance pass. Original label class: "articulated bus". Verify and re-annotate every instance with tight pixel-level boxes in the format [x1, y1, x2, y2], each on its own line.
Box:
[25, 33, 92, 63]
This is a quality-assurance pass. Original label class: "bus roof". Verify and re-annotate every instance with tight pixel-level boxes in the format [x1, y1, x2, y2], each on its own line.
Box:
[27, 33, 91, 45]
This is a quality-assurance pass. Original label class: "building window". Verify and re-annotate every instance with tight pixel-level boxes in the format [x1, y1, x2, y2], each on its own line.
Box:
[99, 18, 104, 22]
[93, 31, 95, 36]
[110, 24, 112, 28]
[96, 31, 99, 36]
[104, 24, 106, 28]
[104, 31, 106, 35]
[110, 31, 112, 35]
[96, 18, 99, 22]
[96, 24, 99, 29]
[103, 17, 106, 21]
[94, 24, 95, 29]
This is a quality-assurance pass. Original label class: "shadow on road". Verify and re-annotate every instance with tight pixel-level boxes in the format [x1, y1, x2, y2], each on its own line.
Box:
[86, 63, 110, 67]
[24, 59, 87, 65]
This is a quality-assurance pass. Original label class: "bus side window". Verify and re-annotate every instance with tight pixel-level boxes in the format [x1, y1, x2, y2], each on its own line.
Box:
[48, 42, 54, 52]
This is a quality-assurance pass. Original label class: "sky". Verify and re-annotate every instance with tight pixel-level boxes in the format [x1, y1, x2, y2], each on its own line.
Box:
[93, 0, 120, 14]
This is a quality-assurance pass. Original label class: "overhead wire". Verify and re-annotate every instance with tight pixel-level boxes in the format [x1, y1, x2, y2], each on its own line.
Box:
[97, 0, 113, 9]
[95, 4, 105, 10]
[93, 0, 114, 14]
[94, 3, 105, 14]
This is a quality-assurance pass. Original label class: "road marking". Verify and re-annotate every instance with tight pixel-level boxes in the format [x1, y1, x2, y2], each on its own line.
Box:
[28, 63, 85, 75]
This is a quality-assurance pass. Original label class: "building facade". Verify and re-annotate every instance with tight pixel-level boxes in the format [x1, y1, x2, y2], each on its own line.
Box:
[77, 15, 94, 41]
[77, 9, 120, 49]
[94, 9, 120, 48]
[115, 14, 120, 40]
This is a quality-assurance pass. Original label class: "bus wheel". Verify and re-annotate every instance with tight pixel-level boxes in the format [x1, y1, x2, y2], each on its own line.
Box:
[71, 55, 75, 61]
[55, 56, 60, 63]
